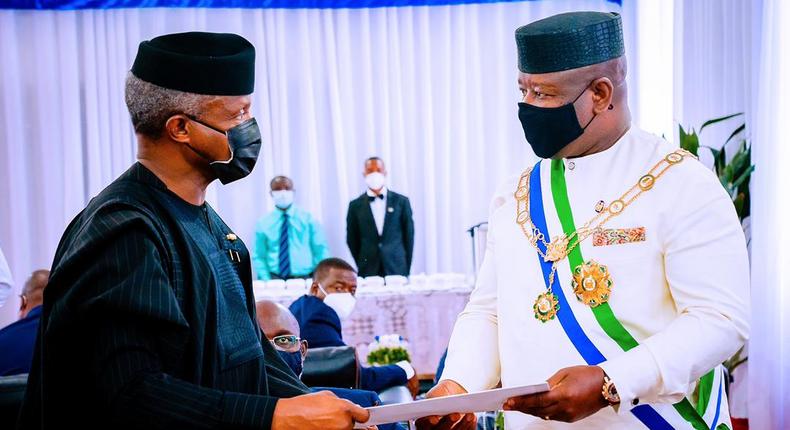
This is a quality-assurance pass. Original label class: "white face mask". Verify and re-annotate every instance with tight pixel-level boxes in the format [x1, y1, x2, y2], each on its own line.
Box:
[272, 190, 294, 209]
[365, 172, 386, 191]
[318, 284, 356, 320]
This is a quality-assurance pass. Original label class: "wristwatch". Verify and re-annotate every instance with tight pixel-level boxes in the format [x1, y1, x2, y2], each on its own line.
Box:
[602, 374, 621, 405]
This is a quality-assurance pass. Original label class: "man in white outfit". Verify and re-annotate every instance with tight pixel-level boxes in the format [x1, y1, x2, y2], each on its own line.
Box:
[418, 11, 749, 430]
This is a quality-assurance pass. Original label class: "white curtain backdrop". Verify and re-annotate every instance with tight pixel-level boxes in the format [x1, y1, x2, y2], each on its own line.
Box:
[0, 0, 651, 325]
[748, 0, 790, 428]
[2, 0, 788, 425]
[674, 0, 754, 154]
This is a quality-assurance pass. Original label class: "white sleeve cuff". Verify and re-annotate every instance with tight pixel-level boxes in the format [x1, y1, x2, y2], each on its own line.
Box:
[396, 361, 415, 379]
[598, 344, 664, 415]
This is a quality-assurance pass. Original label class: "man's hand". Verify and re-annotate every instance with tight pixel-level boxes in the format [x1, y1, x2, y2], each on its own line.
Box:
[503, 365, 609, 423]
[271, 390, 372, 430]
[407, 373, 420, 399]
[396, 361, 420, 398]
[415, 380, 477, 430]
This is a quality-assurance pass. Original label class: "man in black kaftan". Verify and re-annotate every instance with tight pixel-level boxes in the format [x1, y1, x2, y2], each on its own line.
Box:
[18, 32, 368, 430]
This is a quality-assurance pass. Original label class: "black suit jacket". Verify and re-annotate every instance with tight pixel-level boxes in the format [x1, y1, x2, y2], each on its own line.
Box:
[346, 190, 414, 277]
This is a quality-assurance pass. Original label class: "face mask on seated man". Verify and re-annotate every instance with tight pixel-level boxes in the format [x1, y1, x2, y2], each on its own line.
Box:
[255, 300, 309, 377]
[317, 282, 357, 320]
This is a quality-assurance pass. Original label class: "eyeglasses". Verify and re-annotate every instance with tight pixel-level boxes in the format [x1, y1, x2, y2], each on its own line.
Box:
[270, 335, 303, 352]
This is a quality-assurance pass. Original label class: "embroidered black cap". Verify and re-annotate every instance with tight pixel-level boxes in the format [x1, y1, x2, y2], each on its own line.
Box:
[516, 11, 624, 74]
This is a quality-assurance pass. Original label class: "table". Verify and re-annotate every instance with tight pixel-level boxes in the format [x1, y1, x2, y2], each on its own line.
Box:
[254, 282, 473, 377]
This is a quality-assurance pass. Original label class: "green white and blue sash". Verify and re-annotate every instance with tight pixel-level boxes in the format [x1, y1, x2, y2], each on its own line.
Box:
[527, 160, 728, 430]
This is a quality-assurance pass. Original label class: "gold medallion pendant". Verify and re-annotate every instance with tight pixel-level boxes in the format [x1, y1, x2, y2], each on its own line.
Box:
[544, 235, 569, 262]
[533, 292, 560, 323]
[571, 260, 613, 307]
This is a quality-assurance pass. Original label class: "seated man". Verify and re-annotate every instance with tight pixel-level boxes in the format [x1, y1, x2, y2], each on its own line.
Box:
[289, 258, 418, 395]
[256, 300, 405, 430]
[0, 270, 49, 376]
[252, 175, 331, 280]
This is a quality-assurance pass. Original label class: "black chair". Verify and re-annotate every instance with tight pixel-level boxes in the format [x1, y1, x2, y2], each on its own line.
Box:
[0, 373, 27, 430]
[301, 346, 360, 389]
[301, 346, 413, 405]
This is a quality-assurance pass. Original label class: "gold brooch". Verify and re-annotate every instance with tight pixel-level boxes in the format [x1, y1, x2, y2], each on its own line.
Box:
[544, 235, 569, 262]
[571, 260, 613, 307]
[533, 292, 560, 323]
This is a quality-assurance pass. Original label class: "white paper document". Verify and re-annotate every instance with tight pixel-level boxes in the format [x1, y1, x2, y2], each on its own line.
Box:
[353, 382, 550, 428]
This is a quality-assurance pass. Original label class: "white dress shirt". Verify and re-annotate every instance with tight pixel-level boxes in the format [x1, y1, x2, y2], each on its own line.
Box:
[367, 187, 388, 236]
[440, 127, 749, 429]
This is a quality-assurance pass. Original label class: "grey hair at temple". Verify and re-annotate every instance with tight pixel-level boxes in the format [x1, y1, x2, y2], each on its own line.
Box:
[124, 72, 217, 138]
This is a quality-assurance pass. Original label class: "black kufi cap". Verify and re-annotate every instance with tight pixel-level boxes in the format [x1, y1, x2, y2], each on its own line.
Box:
[131, 31, 255, 96]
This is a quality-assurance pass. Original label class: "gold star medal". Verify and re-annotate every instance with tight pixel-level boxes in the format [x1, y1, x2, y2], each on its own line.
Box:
[533, 292, 560, 322]
[571, 260, 613, 307]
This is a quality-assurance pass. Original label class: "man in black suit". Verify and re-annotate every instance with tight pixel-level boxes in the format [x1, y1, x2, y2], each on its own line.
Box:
[346, 157, 414, 277]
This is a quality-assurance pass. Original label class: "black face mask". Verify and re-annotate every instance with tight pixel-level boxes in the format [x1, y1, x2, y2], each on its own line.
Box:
[188, 117, 262, 184]
[518, 84, 601, 159]
[277, 350, 304, 378]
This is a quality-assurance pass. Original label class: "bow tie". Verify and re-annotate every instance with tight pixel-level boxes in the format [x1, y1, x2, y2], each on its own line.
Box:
[368, 194, 385, 202]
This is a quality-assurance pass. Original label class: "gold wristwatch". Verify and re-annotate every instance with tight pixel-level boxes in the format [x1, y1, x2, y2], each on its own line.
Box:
[602, 375, 620, 405]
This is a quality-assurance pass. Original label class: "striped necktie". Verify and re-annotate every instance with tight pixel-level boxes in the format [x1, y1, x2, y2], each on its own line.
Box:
[278, 212, 291, 278]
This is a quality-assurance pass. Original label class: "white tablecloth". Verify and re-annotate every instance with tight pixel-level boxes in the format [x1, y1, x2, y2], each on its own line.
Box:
[254, 282, 473, 377]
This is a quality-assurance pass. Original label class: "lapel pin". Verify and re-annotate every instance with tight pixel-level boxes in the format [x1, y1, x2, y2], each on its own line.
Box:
[226, 233, 238, 241]
[387, 207, 394, 213]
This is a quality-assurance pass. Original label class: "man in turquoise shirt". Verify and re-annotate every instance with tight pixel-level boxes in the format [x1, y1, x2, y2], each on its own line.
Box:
[253, 176, 331, 280]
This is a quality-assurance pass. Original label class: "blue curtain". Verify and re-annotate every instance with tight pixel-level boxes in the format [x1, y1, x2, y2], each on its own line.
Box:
[1, 0, 619, 11]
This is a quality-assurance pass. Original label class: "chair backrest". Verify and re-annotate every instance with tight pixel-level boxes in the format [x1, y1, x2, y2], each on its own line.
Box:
[301, 346, 359, 389]
[0, 373, 28, 430]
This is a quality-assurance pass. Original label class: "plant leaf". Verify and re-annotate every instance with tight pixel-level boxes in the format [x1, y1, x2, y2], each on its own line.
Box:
[719, 176, 731, 193]
[679, 124, 700, 156]
[715, 145, 727, 175]
[678, 124, 687, 147]
[729, 148, 750, 178]
[725, 123, 746, 145]
[731, 165, 755, 190]
[733, 193, 746, 219]
[700, 113, 743, 132]
[708, 147, 720, 161]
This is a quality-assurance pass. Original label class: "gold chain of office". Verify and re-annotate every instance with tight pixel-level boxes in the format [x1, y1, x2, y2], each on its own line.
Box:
[514, 148, 695, 322]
